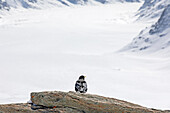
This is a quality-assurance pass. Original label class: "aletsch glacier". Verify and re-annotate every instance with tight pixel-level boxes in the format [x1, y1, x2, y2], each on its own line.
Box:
[0, 0, 170, 110]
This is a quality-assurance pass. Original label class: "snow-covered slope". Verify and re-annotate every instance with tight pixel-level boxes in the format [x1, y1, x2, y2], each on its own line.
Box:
[137, 0, 170, 21]
[3, 0, 74, 9]
[0, 0, 88, 11]
[121, 4, 170, 56]
[0, 0, 142, 11]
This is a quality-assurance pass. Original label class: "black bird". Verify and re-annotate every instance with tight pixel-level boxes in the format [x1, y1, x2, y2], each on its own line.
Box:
[75, 75, 87, 93]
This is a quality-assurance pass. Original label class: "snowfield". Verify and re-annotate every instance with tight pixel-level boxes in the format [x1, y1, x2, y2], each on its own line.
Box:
[0, 2, 170, 110]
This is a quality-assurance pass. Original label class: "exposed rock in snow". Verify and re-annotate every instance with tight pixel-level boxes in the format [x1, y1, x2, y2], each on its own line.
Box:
[125, 0, 140, 2]
[137, 0, 170, 21]
[121, 5, 170, 54]
[0, 0, 10, 10]
[67, 0, 87, 5]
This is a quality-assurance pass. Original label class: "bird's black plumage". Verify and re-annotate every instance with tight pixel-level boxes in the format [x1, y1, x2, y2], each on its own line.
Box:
[75, 75, 87, 93]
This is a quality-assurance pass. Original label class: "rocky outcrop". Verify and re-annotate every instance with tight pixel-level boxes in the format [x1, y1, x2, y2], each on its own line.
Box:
[30, 91, 170, 113]
[0, 91, 170, 113]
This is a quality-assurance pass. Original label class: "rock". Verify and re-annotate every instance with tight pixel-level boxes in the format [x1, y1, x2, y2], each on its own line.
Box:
[0, 91, 169, 113]
[0, 103, 85, 113]
[0, 0, 10, 10]
[31, 91, 169, 113]
[0, 103, 37, 113]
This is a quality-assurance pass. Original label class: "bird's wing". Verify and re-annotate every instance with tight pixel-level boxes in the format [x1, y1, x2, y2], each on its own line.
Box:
[82, 81, 87, 87]
[82, 81, 87, 92]
[75, 81, 81, 89]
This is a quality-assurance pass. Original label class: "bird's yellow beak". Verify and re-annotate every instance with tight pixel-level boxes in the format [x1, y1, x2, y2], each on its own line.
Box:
[84, 76, 86, 78]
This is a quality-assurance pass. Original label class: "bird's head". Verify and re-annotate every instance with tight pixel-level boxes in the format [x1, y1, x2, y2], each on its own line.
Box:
[79, 75, 86, 80]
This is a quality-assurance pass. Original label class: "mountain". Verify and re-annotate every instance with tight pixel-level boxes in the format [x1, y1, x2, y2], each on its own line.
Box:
[0, 0, 141, 11]
[2, 0, 72, 9]
[137, 0, 170, 21]
[121, 4, 170, 55]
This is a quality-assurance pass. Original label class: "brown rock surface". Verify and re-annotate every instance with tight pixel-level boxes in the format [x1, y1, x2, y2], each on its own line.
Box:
[0, 103, 83, 113]
[31, 91, 170, 113]
[0, 91, 170, 113]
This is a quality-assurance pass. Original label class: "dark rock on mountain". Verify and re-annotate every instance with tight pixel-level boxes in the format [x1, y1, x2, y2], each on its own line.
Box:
[67, 0, 88, 5]
[125, 0, 140, 2]
[0, 0, 10, 10]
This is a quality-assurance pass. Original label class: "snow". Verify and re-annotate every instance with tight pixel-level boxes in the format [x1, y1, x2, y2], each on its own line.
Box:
[121, 4, 170, 57]
[136, 0, 170, 22]
[0, 2, 170, 110]
[0, 0, 142, 11]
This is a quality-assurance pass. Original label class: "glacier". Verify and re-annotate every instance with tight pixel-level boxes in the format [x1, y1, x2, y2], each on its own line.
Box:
[0, 0, 170, 110]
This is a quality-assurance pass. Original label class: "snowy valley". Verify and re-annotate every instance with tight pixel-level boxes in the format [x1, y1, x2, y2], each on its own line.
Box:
[0, 0, 170, 110]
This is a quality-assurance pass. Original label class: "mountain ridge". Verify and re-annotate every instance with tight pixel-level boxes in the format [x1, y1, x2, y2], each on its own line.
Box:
[137, 0, 170, 21]
[0, 0, 142, 11]
[121, 4, 170, 55]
